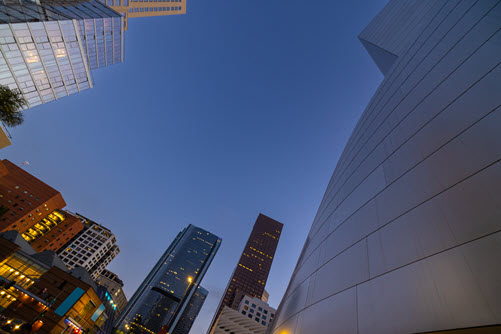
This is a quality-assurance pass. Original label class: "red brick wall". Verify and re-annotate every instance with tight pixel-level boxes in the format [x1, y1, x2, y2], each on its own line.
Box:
[0, 160, 66, 233]
[30, 213, 84, 253]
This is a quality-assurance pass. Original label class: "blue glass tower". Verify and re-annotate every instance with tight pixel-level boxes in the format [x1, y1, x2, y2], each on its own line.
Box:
[172, 286, 208, 334]
[115, 225, 221, 334]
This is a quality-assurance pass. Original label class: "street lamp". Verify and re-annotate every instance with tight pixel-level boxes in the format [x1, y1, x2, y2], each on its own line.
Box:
[164, 276, 194, 334]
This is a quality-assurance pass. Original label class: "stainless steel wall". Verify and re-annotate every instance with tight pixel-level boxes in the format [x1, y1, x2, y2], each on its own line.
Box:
[269, 1, 501, 333]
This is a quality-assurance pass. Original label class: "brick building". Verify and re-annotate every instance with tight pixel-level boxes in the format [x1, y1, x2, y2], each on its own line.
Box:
[0, 231, 110, 334]
[0, 159, 83, 253]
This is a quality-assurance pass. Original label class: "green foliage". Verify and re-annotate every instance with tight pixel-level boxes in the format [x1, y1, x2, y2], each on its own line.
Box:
[0, 85, 27, 127]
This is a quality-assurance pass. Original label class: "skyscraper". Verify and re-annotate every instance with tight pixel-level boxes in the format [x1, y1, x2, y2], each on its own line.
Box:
[0, 159, 84, 252]
[0, 0, 124, 109]
[172, 286, 208, 334]
[57, 212, 120, 279]
[269, 1, 501, 333]
[208, 214, 282, 333]
[97, 269, 128, 317]
[102, 0, 186, 30]
[115, 224, 221, 334]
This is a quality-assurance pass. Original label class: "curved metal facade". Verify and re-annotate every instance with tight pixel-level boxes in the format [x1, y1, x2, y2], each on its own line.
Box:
[270, 1, 501, 333]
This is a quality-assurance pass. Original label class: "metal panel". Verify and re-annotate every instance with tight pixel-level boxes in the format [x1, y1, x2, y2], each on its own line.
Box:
[270, 1, 501, 333]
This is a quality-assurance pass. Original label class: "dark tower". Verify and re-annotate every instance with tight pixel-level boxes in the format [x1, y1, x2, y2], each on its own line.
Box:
[208, 214, 283, 333]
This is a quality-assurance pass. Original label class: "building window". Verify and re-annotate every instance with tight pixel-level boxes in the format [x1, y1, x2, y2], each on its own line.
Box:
[262, 321, 266, 325]
[258, 307, 263, 311]
[252, 304, 256, 308]
[242, 311, 246, 315]
[245, 300, 249, 305]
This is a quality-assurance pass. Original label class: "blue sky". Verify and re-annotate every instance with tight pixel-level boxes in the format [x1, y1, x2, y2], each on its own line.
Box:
[2, 0, 387, 332]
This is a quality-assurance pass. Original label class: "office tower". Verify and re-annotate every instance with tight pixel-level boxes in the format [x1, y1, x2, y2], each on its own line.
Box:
[210, 295, 276, 334]
[208, 214, 282, 333]
[115, 224, 221, 334]
[103, 0, 186, 30]
[0, 231, 109, 334]
[57, 213, 119, 279]
[172, 286, 208, 334]
[0, 0, 124, 109]
[0, 159, 84, 252]
[97, 269, 128, 316]
[269, 1, 501, 334]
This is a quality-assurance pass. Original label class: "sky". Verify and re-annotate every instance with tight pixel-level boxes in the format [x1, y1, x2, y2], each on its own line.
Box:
[2, 0, 387, 333]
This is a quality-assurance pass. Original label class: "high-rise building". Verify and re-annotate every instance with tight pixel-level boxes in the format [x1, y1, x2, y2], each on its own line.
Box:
[208, 214, 282, 333]
[172, 286, 208, 334]
[269, 1, 501, 334]
[102, 0, 186, 30]
[96, 269, 128, 317]
[57, 213, 119, 279]
[0, 159, 84, 252]
[0, 0, 124, 109]
[210, 295, 276, 334]
[115, 224, 221, 334]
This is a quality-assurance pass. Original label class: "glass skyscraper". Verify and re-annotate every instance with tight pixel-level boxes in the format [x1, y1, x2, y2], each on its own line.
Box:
[172, 286, 208, 334]
[0, 0, 124, 108]
[115, 225, 221, 334]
